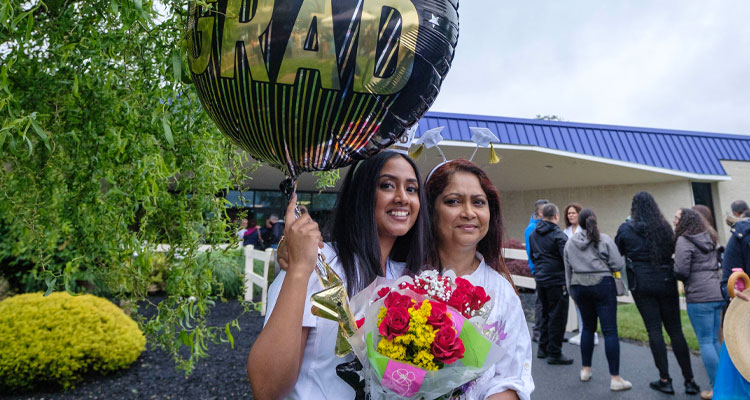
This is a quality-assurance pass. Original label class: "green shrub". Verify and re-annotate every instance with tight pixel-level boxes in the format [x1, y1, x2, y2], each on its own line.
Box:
[0, 292, 146, 393]
[148, 253, 171, 294]
[196, 249, 245, 299]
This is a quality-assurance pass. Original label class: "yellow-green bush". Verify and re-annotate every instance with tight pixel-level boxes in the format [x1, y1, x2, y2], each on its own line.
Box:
[0, 292, 146, 392]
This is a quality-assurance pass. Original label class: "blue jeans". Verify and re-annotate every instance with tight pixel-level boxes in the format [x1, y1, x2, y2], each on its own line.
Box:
[571, 277, 620, 375]
[686, 301, 723, 385]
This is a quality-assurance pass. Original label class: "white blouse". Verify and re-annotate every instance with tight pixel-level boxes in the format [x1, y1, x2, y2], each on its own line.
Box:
[454, 254, 535, 400]
[264, 243, 405, 399]
[563, 225, 579, 238]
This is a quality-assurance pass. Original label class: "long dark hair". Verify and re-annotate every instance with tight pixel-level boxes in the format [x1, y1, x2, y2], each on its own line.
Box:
[675, 208, 717, 244]
[692, 204, 716, 230]
[630, 191, 674, 264]
[564, 203, 582, 228]
[578, 208, 600, 247]
[425, 159, 514, 288]
[329, 151, 429, 296]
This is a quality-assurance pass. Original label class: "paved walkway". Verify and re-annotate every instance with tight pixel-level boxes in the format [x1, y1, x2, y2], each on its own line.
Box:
[530, 325, 709, 400]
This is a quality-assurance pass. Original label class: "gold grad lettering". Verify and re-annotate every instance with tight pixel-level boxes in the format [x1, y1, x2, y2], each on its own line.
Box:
[220, 0, 274, 81]
[187, 0, 218, 75]
[354, 0, 418, 95]
[277, 0, 341, 90]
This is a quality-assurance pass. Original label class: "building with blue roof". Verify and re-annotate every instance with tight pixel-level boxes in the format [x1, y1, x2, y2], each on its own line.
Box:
[237, 111, 750, 243]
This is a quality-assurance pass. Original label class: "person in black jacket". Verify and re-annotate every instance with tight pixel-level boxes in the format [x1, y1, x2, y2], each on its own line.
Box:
[721, 209, 750, 300]
[615, 192, 699, 395]
[529, 203, 573, 365]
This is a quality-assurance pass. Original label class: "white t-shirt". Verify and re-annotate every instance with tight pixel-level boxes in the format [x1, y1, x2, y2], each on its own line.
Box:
[264, 243, 405, 400]
[454, 254, 535, 400]
[236, 228, 247, 241]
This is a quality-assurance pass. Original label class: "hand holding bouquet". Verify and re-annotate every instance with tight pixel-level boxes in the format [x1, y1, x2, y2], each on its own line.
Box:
[346, 271, 506, 399]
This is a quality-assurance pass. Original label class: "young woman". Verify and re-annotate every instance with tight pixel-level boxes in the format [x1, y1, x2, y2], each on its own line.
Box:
[562, 202, 597, 347]
[563, 208, 631, 391]
[614, 192, 699, 395]
[562, 203, 582, 238]
[673, 208, 723, 400]
[425, 159, 533, 400]
[247, 151, 430, 399]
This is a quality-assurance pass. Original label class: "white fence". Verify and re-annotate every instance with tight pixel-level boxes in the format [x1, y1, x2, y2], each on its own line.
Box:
[149, 244, 684, 321]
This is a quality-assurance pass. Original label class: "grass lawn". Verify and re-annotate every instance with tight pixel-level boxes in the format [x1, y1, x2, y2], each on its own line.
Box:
[600, 303, 699, 351]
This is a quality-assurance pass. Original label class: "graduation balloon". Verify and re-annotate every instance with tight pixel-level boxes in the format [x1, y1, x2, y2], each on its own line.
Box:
[186, 0, 459, 179]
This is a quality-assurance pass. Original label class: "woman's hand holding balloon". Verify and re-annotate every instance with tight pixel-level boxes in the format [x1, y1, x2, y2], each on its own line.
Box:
[282, 193, 323, 280]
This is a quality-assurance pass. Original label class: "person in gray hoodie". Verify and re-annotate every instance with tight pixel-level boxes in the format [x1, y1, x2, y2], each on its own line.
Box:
[673, 208, 724, 400]
[563, 208, 632, 391]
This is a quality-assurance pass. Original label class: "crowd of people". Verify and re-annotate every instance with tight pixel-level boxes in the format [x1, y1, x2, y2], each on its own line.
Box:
[235, 214, 285, 250]
[525, 194, 750, 399]
[239, 146, 749, 399]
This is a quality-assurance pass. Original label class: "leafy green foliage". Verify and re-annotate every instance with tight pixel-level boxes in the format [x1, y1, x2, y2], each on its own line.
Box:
[312, 169, 341, 191]
[0, 292, 146, 392]
[196, 249, 245, 299]
[0, 0, 251, 373]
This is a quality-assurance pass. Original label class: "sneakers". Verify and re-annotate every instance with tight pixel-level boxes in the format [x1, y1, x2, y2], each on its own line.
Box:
[569, 333, 581, 346]
[700, 390, 713, 399]
[547, 354, 574, 365]
[650, 378, 675, 394]
[580, 369, 592, 382]
[536, 349, 549, 359]
[685, 380, 701, 395]
[610, 378, 633, 391]
[568, 333, 599, 346]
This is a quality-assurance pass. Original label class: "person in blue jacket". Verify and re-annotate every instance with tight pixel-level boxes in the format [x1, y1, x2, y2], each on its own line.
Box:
[525, 199, 548, 342]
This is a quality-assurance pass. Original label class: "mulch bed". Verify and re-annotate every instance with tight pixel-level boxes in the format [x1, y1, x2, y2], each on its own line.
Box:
[5, 298, 264, 400]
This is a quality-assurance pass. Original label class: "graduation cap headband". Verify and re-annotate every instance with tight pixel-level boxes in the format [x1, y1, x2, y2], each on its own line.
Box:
[409, 126, 501, 182]
[350, 123, 420, 178]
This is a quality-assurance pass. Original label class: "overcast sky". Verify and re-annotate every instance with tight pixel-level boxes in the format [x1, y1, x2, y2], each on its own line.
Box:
[429, 1, 750, 135]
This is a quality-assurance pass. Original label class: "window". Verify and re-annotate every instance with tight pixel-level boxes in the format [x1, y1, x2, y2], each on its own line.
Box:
[225, 190, 254, 208]
[692, 182, 716, 228]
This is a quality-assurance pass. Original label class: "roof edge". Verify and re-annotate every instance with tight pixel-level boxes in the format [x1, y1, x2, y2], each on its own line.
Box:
[424, 111, 750, 141]
[429, 139, 731, 182]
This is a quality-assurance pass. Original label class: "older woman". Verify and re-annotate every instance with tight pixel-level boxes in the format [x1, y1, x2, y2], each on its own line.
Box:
[425, 159, 534, 400]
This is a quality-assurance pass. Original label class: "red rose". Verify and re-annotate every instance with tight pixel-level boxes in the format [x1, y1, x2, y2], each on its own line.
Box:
[470, 286, 491, 310]
[431, 325, 465, 364]
[447, 289, 470, 315]
[379, 307, 411, 340]
[356, 318, 365, 329]
[426, 301, 452, 329]
[384, 292, 413, 309]
[377, 287, 391, 299]
[455, 277, 472, 289]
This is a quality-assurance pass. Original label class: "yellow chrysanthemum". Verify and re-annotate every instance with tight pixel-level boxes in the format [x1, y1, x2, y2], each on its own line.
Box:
[377, 306, 388, 326]
[408, 300, 435, 350]
[377, 338, 407, 361]
[413, 349, 439, 371]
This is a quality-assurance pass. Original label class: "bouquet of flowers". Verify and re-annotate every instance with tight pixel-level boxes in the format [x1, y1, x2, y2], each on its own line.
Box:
[344, 270, 506, 399]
